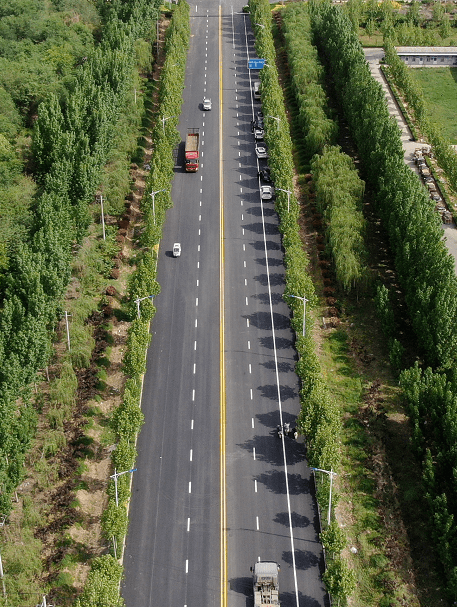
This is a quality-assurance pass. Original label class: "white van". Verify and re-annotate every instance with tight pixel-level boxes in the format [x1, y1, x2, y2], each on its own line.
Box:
[253, 81, 261, 100]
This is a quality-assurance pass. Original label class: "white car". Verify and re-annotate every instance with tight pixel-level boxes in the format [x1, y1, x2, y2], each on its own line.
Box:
[260, 185, 274, 200]
[254, 127, 264, 140]
[172, 243, 181, 257]
[202, 97, 212, 110]
[255, 144, 268, 159]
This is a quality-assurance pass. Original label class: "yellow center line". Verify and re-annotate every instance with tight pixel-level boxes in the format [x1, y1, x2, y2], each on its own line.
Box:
[219, 6, 227, 607]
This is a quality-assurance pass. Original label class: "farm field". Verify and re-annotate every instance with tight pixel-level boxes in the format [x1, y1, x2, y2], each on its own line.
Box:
[410, 66, 457, 143]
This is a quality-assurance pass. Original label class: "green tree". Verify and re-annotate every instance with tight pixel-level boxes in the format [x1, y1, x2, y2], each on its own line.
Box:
[407, 0, 422, 26]
[323, 558, 356, 604]
[320, 519, 346, 558]
[74, 555, 124, 607]
[440, 14, 451, 39]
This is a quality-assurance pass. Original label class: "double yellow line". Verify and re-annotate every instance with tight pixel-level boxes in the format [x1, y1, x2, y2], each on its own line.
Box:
[219, 6, 228, 607]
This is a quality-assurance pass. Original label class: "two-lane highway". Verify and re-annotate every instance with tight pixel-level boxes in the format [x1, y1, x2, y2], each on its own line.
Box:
[122, 6, 221, 606]
[122, 3, 328, 607]
[221, 8, 328, 607]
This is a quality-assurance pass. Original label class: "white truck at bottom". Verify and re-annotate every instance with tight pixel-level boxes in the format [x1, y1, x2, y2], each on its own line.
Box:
[251, 561, 280, 607]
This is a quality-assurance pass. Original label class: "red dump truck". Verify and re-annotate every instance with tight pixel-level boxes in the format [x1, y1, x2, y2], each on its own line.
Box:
[185, 128, 200, 172]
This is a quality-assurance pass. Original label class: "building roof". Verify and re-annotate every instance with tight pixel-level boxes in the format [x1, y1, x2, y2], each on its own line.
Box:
[395, 46, 457, 55]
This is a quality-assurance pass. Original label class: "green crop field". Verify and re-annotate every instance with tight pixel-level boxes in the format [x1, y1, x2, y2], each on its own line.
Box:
[410, 67, 457, 143]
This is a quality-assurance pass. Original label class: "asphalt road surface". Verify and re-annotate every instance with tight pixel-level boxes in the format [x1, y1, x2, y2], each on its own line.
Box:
[122, 3, 328, 607]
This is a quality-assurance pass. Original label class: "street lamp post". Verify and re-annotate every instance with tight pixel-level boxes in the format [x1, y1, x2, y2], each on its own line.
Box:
[109, 467, 136, 560]
[254, 23, 265, 28]
[150, 189, 166, 223]
[311, 467, 337, 526]
[134, 295, 155, 319]
[161, 116, 175, 134]
[110, 468, 138, 508]
[276, 187, 291, 213]
[267, 115, 280, 132]
[64, 311, 72, 351]
[288, 294, 309, 337]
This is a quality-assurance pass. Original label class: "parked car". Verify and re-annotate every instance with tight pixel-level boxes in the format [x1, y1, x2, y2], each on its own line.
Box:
[202, 97, 212, 110]
[255, 144, 268, 159]
[258, 168, 272, 183]
[172, 243, 181, 257]
[260, 185, 274, 200]
[254, 127, 264, 140]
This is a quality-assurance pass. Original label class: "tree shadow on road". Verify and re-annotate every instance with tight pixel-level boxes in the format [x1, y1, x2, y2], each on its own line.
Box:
[251, 239, 281, 251]
[255, 256, 284, 267]
[255, 469, 310, 495]
[242, 310, 289, 330]
[252, 292, 284, 306]
[253, 272, 285, 288]
[247, 205, 277, 217]
[282, 590, 328, 607]
[257, 383, 297, 403]
[273, 511, 311, 529]
[260, 359, 295, 373]
[244, 221, 280, 236]
[259, 336, 294, 350]
[283, 549, 319, 570]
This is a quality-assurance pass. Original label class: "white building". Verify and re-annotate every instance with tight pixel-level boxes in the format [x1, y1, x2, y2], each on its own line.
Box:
[396, 47, 457, 66]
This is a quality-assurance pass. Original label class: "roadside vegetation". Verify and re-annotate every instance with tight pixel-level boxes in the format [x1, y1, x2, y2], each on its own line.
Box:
[249, 0, 358, 603]
[345, 0, 457, 47]
[269, 0, 457, 604]
[383, 42, 457, 202]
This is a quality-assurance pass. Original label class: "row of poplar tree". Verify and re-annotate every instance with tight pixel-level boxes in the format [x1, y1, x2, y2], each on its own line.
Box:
[0, 0, 161, 516]
[309, 0, 457, 599]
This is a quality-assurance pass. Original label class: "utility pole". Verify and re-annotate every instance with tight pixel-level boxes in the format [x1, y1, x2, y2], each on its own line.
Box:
[64, 311, 72, 351]
[0, 550, 6, 599]
[311, 467, 337, 526]
[134, 295, 155, 319]
[267, 115, 280, 132]
[150, 189, 166, 223]
[288, 294, 309, 337]
[161, 116, 175, 134]
[99, 195, 106, 241]
[110, 468, 137, 508]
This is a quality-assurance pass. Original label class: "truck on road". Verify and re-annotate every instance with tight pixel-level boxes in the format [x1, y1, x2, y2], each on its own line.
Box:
[185, 128, 200, 172]
[251, 561, 280, 607]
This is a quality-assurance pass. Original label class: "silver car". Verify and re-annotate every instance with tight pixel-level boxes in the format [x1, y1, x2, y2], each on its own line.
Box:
[255, 144, 268, 159]
[260, 185, 274, 200]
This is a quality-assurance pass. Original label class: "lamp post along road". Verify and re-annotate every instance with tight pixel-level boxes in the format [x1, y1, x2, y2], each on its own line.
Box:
[110, 467, 137, 554]
[110, 468, 138, 508]
[288, 294, 309, 337]
[276, 187, 291, 213]
[161, 116, 175, 134]
[134, 295, 155, 319]
[150, 189, 166, 223]
[99, 195, 106, 240]
[64, 311, 72, 351]
[311, 467, 337, 526]
[267, 115, 280, 132]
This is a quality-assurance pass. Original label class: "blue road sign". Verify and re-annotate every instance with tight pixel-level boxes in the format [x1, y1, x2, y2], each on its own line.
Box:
[248, 59, 266, 69]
